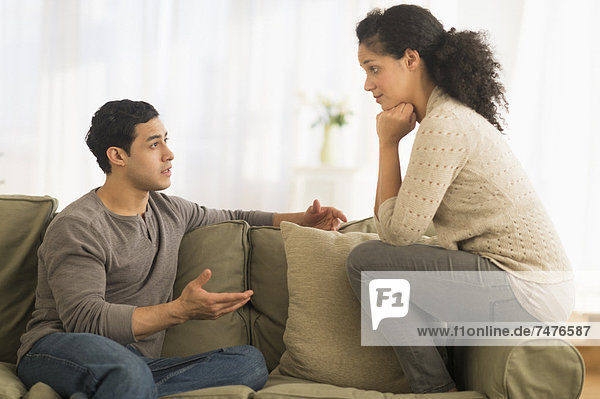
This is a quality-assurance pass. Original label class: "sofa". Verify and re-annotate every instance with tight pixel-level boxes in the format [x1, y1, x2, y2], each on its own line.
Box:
[0, 195, 585, 399]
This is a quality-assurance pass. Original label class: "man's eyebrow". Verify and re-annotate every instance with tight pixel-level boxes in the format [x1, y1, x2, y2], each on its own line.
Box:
[145, 132, 168, 142]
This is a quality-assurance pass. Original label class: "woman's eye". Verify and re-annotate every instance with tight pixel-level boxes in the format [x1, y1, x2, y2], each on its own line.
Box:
[370, 66, 379, 74]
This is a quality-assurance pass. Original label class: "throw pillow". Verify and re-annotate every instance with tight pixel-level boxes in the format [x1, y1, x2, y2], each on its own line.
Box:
[278, 222, 409, 393]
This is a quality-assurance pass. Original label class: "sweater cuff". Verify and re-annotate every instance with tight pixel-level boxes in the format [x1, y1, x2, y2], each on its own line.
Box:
[374, 197, 396, 241]
[105, 303, 136, 345]
[250, 211, 276, 227]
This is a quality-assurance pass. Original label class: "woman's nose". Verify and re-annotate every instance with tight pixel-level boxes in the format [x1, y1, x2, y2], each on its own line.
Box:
[364, 76, 375, 92]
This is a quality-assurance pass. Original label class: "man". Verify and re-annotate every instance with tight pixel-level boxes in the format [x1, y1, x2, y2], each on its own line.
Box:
[17, 100, 347, 398]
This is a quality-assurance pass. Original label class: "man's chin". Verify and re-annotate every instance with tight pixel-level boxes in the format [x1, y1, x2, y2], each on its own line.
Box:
[150, 182, 171, 192]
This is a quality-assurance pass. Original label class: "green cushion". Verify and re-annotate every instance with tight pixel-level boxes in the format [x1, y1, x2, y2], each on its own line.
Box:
[248, 226, 289, 371]
[0, 195, 57, 364]
[337, 217, 378, 233]
[161, 221, 251, 357]
[505, 343, 584, 398]
[259, 372, 485, 398]
[454, 342, 584, 398]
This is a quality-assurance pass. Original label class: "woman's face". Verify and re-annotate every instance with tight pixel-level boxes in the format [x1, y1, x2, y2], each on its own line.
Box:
[358, 43, 413, 111]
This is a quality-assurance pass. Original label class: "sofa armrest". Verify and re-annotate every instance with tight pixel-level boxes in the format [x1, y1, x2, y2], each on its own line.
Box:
[453, 341, 584, 399]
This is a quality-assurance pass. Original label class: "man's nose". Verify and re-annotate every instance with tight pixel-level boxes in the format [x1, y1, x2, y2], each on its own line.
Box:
[164, 146, 175, 161]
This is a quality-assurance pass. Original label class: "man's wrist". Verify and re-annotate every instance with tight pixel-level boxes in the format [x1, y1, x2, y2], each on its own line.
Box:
[273, 212, 305, 227]
[169, 298, 190, 324]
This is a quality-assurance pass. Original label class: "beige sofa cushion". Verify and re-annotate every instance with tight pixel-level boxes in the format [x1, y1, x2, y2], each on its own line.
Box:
[0, 195, 57, 364]
[162, 221, 251, 357]
[278, 222, 409, 393]
[23, 382, 61, 399]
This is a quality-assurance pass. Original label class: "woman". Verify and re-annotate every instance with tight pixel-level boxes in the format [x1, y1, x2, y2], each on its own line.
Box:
[346, 4, 574, 394]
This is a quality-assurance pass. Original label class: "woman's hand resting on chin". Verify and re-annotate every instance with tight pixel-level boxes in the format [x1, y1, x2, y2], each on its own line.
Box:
[376, 103, 417, 145]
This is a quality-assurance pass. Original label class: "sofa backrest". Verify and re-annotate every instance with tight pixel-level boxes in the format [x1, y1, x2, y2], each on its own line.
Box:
[0, 195, 57, 364]
[0, 193, 376, 370]
[163, 218, 378, 370]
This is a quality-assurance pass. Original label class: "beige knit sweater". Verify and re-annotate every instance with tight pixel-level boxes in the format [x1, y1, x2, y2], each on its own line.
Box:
[376, 87, 571, 283]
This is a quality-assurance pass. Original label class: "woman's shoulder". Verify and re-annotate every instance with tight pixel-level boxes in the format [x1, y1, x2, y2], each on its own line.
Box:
[419, 95, 466, 137]
[421, 88, 498, 140]
[425, 88, 472, 121]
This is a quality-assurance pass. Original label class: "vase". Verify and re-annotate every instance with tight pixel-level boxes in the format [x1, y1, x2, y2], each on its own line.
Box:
[320, 124, 333, 165]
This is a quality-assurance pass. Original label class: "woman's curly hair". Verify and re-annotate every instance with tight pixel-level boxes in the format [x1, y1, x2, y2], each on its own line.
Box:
[357, 5, 508, 132]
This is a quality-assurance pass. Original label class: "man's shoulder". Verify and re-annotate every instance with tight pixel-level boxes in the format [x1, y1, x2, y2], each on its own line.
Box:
[57, 189, 101, 215]
[37, 191, 111, 256]
[47, 190, 105, 234]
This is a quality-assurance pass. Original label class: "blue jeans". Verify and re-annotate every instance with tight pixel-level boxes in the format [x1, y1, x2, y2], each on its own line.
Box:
[17, 333, 268, 398]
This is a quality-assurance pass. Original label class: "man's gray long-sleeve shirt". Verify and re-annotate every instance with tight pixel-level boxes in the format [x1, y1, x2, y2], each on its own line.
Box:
[17, 189, 273, 364]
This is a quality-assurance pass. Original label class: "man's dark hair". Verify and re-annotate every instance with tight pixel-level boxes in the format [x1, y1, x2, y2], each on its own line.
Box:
[85, 100, 159, 174]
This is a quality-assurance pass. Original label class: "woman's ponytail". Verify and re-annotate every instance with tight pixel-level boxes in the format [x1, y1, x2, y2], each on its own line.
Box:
[423, 28, 508, 131]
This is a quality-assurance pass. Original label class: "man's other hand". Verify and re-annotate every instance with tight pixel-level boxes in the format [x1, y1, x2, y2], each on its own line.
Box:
[301, 199, 347, 231]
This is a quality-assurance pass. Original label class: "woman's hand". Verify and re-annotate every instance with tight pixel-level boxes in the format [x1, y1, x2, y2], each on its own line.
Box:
[376, 103, 417, 145]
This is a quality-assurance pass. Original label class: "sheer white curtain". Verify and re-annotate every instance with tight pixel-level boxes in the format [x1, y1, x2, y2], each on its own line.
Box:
[507, 0, 600, 311]
[0, 0, 394, 212]
[1, 1, 598, 310]
[429, 0, 600, 312]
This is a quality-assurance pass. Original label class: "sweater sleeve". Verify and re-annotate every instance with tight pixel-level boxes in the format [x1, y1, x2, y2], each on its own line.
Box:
[41, 217, 136, 344]
[377, 116, 470, 246]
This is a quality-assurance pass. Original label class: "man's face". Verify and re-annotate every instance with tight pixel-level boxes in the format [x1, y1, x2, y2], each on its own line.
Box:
[124, 117, 174, 192]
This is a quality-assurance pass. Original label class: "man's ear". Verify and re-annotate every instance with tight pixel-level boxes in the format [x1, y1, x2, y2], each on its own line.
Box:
[106, 147, 128, 169]
[404, 48, 421, 71]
